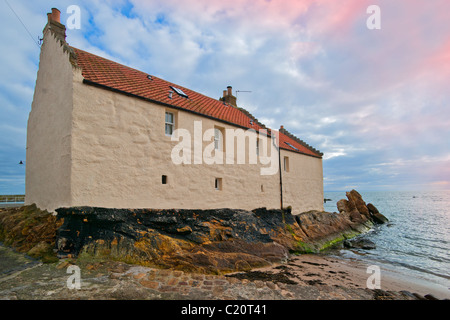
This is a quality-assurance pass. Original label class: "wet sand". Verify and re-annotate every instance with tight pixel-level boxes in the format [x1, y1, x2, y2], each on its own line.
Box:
[250, 253, 450, 299]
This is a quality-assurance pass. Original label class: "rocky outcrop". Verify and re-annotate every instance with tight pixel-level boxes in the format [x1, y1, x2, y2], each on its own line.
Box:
[56, 207, 293, 274]
[367, 203, 389, 224]
[336, 190, 388, 225]
[54, 190, 388, 274]
[0, 204, 62, 263]
[344, 238, 376, 250]
[0, 190, 388, 274]
[293, 190, 388, 252]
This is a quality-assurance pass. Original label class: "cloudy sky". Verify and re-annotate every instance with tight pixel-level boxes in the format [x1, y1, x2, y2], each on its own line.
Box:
[1, 0, 449, 194]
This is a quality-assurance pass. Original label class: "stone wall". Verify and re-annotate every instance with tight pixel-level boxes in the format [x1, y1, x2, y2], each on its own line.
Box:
[25, 27, 74, 211]
[71, 78, 324, 213]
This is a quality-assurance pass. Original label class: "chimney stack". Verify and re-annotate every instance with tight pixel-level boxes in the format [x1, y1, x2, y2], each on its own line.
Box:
[44, 8, 66, 43]
[220, 85, 237, 107]
[51, 8, 61, 23]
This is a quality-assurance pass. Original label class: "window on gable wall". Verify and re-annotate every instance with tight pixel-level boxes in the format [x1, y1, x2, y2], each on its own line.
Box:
[165, 112, 175, 136]
[214, 127, 223, 151]
[284, 156, 290, 172]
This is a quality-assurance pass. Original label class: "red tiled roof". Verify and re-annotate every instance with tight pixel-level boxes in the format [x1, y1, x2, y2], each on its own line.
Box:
[72, 47, 322, 158]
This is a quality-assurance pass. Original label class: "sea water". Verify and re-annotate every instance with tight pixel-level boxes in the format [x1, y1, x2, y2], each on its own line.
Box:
[324, 190, 450, 293]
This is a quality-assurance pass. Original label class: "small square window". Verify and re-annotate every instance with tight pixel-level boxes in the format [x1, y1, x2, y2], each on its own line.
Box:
[215, 178, 222, 190]
[162, 175, 168, 184]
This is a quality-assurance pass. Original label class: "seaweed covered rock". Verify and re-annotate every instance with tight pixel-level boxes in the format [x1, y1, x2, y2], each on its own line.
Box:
[55, 190, 386, 274]
[56, 207, 293, 274]
[294, 210, 370, 252]
[344, 238, 376, 250]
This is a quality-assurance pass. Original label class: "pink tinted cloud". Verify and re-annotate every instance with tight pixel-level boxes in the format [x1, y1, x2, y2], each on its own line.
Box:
[132, 0, 314, 29]
[129, 0, 450, 98]
[304, 0, 368, 35]
[182, 0, 367, 34]
[417, 38, 450, 89]
[293, 1, 450, 97]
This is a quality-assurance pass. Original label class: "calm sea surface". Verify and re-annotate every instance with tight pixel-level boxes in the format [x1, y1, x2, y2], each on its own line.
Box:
[324, 190, 450, 292]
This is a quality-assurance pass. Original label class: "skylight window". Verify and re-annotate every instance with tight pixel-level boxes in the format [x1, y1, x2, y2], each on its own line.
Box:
[170, 86, 188, 98]
[284, 142, 299, 151]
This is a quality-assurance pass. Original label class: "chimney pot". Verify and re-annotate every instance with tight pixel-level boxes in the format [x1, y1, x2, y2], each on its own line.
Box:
[51, 8, 61, 23]
[227, 86, 232, 96]
[44, 8, 67, 43]
[280, 125, 284, 130]
[223, 90, 227, 98]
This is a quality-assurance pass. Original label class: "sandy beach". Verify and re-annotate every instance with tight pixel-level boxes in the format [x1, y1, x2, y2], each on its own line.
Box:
[251, 253, 450, 299]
